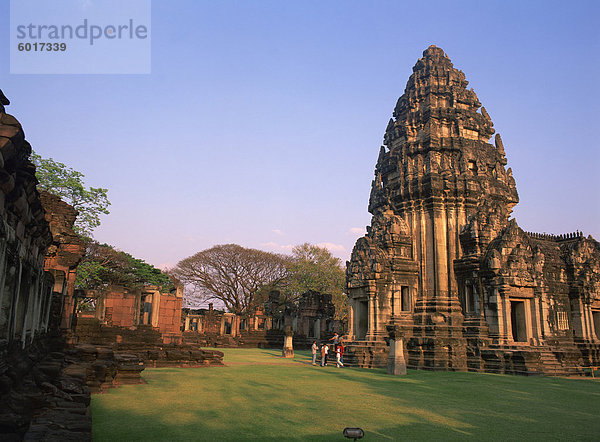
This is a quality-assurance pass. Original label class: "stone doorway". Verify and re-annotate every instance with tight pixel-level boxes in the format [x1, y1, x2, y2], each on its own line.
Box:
[401, 286, 410, 311]
[140, 295, 152, 325]
[356, 300, 368, 340]
[511, 300, 527, 342]
[592, 310, 600, 340]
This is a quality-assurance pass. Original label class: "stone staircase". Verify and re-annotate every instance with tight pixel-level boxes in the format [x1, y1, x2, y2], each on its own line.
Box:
[480, 344, 583, 376]
[343, 341, 388, 368]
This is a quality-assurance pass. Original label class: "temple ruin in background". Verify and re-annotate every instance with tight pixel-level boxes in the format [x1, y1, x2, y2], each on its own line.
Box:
[76, 284, 184, 344]
[345, 46, 600, 375]
[181, 290, 342, 349]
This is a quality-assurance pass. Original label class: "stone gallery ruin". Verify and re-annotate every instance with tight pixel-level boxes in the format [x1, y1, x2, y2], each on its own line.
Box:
[345, 46, 600, 375]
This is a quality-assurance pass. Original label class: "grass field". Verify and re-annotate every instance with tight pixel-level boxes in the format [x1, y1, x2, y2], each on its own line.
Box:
[92, 348, 600, 441]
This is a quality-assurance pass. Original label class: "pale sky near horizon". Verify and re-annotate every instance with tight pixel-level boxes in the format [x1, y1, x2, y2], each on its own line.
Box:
[1, 0, 599, 269]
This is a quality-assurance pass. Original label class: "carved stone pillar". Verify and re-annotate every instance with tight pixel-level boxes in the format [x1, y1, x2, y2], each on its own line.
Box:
[367, 294, 374, 340]
[347, 301, 354, 341]
[386, 325, 407, 375]
[433, 203, 449, 299]
[282, 326, 294, 358]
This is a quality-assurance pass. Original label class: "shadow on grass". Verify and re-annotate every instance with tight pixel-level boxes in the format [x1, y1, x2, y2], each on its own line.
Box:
[318, 365, 600, 439]
[92, 349, 600, 441]
[92, 402, 477, 441]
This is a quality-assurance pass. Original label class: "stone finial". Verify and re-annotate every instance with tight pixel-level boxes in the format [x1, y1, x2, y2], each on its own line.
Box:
[481, 106, 491, 122]
[494, 133, 506, 156]
[0, 89, 9, 106]
[423, 45, 446, 58]
[386, 324, 403, 340]
[0, 89, 9, 113]
[386, 118, 395, 132]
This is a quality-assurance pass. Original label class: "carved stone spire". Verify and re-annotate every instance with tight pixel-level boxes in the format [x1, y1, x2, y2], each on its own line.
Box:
[370, 45, 518, 220]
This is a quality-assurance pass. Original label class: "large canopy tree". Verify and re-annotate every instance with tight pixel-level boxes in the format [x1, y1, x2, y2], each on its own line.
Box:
[173, 244, 290, 314]
[76, 239, 174, 292]
[32, 151, 110, 237]
[282, 243, 347, 320]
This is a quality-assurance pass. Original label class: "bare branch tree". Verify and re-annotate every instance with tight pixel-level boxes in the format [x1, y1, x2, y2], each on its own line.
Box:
[173, 244, 290, 314]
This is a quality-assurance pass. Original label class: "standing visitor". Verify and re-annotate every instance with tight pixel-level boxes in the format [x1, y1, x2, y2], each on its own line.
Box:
[321, 344, 329, 366]
[311, 341, 318, 365]
[329, 333, 339, 348]
[339, 343, 345, 365]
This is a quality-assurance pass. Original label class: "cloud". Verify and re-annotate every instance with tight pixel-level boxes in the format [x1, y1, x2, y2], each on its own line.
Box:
[272, 229, 284, 236]
[260, 242, 294, 253]
[157, 262, 175, 271]
[316, 242, 346, 254]
[348, 227, 365, 235]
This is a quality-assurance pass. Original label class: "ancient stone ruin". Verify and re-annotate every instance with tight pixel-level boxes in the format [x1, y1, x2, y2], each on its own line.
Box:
[75, 284, 224, 368]
[346, 46, 600, 375]
[0, 90, 93, 439]
[181, 290, 342, 349]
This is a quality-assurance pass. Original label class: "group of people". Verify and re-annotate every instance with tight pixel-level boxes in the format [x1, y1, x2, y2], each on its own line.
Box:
[311, 333, 344, 368]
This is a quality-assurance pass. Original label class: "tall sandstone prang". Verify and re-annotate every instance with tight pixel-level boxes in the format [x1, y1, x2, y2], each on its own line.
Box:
[345, 46, 600, 375]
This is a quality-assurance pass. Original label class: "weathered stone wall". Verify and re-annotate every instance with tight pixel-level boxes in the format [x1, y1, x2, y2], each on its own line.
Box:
[39, 190, 85, 334]
[0, 89, 92, 440]
[84, 284, 184, 338]
[0, 90, 53, 351]
[104, 287, 138, 327]
[157, 292, 182, 335]
[74, 285, 224, 366]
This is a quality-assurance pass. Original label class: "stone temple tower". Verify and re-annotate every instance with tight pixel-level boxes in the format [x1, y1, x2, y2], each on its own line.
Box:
[347, 46, 600, 374]
[373, 45, 519, 294]
[347, 46, 518, 370]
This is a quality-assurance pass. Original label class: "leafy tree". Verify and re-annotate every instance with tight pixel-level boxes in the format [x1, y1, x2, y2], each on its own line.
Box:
[283, 243, 347, 320]
[31, 151, 110, 237]
[173, 244, 290, 314]
[75, 239, 174, 292]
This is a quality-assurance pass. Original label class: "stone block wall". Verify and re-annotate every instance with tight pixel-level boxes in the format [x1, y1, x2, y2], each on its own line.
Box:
[0, 91, 53, 350]
[104, 289, 138, 327]
[157, 293, 182, 334]
[39, 190, 85, 333]
[0, 89, 92, 439]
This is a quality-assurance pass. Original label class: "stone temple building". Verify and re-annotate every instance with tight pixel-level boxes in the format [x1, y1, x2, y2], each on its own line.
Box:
[346, 46, 600, 375]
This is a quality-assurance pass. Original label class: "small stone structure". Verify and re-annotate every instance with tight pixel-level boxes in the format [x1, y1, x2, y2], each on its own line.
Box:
[79, 284, 184, 343]
[346, 46, 600, 375]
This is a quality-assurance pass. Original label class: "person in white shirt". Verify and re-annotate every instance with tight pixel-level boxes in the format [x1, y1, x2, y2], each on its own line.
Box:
[336, 345, 344, 368]
[321, 344, 329, 366]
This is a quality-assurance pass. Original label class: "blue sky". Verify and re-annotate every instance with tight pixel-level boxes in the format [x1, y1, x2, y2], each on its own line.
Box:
[1, 0, 599, 268]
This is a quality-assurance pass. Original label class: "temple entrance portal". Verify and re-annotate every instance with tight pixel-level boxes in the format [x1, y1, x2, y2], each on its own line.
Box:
[592, 310, 600, 340]
[140, 295, 152, 325]
[356, 300, 368, 340]
[511, 300, 527, 342]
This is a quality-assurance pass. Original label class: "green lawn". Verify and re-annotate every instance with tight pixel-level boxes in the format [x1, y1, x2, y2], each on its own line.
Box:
[92, 348, 600, 441]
